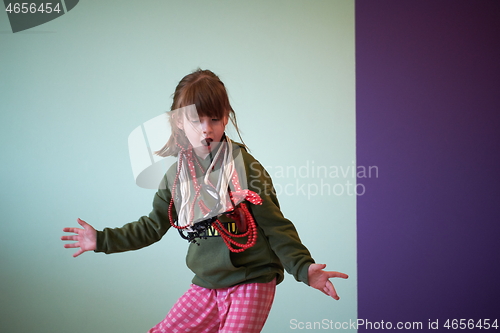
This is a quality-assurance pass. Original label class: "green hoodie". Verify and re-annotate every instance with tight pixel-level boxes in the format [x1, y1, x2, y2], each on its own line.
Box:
[95, 143, 314, 289]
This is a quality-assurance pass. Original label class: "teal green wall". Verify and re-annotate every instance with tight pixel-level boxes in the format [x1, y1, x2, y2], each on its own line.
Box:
[0, 1, 356, 332]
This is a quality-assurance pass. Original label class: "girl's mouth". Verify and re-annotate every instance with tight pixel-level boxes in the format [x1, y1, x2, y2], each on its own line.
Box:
[202, 138, 213, 147]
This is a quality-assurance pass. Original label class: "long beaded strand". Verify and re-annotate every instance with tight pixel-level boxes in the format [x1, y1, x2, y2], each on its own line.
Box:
[168, 137, 261, 252]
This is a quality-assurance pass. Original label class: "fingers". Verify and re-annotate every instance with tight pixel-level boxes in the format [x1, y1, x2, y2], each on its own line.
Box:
[62, 219, 85, 239]
[62, 219, 87, 233]
[324, 272, 346, 300]
[73, 249, 84, 258]
[310, 264, 349, 280]
[62, 227, 82, 234]
[325, 271, 349, 279]
[309, 263, 326, 273]
[61, 235, 79, 241]
[61, 225, 81, 241]
[318, 280, 340, 300]
[62, 219, 82, 247]
[77, 218, 88, 228]
[325, 281, 340, 300]
[62, 218, 93, 258]
[308, 264, 347, 300]
[63, 239, 85, 257]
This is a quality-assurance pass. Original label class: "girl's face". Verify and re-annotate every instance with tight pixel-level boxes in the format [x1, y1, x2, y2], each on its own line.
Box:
[181, 110, 227, 158]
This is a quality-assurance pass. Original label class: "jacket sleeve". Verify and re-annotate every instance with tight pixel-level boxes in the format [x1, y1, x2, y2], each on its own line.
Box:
[243, 150, 315, 285]
[95, 177, 174, 254]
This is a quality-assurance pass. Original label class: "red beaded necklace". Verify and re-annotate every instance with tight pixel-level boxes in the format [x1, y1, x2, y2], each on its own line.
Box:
[168, 137, 262, 253]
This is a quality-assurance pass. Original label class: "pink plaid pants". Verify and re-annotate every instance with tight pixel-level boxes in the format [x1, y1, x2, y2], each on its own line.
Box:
[148, 279, 276, 333]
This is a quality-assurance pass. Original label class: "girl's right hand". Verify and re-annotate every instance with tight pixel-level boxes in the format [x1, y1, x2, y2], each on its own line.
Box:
[61, 218, 97, 257]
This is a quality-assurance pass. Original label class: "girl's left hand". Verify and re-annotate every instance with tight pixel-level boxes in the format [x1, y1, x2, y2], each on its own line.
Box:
[308, 263, 348, 300]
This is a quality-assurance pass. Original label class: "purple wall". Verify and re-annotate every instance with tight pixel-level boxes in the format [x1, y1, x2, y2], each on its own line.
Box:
[356, 1, 500, 331]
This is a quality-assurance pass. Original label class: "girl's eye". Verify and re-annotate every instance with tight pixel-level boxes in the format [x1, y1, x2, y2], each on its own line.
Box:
[212, 119, 220, 122]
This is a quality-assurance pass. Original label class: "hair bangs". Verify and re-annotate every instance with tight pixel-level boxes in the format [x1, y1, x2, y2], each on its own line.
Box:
[179, 78, 230, 120]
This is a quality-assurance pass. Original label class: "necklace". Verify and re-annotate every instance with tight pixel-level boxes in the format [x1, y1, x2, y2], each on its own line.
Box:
[168, 137, 261, 252]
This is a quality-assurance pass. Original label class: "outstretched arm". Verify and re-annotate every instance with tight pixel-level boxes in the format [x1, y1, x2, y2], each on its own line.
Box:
[61, 218, 97, 257]
[308, 263, 348, 300]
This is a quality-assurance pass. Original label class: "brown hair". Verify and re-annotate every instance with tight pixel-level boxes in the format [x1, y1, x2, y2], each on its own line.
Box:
[156, 69, 244, 157]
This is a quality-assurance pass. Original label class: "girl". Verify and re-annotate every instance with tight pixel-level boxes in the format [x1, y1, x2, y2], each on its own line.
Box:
[62, 69, 348, 333]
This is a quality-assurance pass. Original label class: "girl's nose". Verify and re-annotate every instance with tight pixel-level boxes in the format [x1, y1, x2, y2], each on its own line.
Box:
[201, 120, 212, 133]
